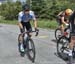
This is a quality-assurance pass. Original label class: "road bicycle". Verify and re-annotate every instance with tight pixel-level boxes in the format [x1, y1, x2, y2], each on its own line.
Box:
[57, 32, 75, 60]
[18, 30, 39, 63]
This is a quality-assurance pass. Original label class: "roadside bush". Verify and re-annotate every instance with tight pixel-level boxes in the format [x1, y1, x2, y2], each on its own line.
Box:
[0, 1, 22, 20]
[0, 0, 75, 20]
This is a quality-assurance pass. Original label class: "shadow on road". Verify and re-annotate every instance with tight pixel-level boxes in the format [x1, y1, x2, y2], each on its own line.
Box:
[54, 52, 75, 64]
[51, 39, 57, 43]
[53, 38, 69, 64]
[54, 52, 69, 63]
[0, 25, 2, 27]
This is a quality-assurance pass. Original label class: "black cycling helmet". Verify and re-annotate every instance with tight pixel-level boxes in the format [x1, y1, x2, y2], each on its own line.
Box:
[22, 4, 30, 11]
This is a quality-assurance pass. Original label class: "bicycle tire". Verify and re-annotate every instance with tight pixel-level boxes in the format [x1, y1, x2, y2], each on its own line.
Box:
[18, 34, 22, 52]
[57, 36, 69, 60]
[55, 28, 62, 40]
[26, 37, 36, 63]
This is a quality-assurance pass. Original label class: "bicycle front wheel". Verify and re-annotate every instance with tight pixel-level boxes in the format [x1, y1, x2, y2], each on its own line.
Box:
[55, 28, 62, 41]
[57, 36, 69, 60]
[26, 38, 36, 63]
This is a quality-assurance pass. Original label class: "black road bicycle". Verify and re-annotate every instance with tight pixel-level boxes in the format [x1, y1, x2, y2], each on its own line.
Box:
[57, 32, 75, 60]
[18, 30, 39, 63]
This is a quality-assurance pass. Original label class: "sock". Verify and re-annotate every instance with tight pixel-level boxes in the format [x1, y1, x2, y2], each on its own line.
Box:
[63, 50, 69, 54]
[69, 50, 72, 56]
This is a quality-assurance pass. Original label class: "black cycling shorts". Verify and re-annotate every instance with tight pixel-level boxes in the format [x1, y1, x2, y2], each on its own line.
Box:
[20, 22, 32, 33]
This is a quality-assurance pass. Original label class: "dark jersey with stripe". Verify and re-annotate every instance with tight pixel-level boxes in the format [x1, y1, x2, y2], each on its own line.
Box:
[57, 11, 68, 25]
[69, 11, 75, 33]
[57, 11, 67, 21]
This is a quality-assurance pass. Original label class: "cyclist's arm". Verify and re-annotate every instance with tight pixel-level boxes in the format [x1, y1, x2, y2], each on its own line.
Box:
[61, 17, 68, 25]
[33, 19, 37, 29]
[18, 13, 23, 29]
[18, 22, 23, 29]
[31, 11, 37, 29]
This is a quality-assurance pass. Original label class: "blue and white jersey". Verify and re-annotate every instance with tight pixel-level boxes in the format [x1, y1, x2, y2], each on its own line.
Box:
[18, 10, 36, 22]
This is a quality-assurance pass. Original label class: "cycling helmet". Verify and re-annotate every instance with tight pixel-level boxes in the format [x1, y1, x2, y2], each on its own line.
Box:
[22, 4, 30, 11]
[65, 9, 73, 16]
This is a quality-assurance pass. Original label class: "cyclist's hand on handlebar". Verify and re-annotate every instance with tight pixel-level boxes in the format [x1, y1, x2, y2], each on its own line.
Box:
[35, 28, 39, 36]
[35, 28, 39, 31]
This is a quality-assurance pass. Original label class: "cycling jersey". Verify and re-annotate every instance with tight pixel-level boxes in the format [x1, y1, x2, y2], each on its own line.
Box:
[18, 10, 36, 22]
[69, 11, 75, 35]
[57, 11, 68, 25]
[18, 10, 36, 33]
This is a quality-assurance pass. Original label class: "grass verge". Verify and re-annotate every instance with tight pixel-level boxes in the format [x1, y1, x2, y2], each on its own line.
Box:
[0, 19, 58, 29]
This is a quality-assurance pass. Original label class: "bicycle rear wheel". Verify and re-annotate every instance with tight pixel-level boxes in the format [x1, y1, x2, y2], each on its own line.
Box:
[26, 38, 36, 63]
[57, 36, 69, 60]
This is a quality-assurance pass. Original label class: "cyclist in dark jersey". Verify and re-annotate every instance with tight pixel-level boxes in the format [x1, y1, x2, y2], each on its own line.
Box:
[57, 11, 68, 25]
[57, 9, 74, 64]
[57, 9, 71, 34]
[68, 10, 75, 64]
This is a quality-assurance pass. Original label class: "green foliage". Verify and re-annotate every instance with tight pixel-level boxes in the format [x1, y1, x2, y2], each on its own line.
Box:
[30, 0, 75, 20]
[0, 0, 75, 20]
[31, 0, 46, 18]
[0, 1, 22, 20]
[37, 19, 58, 29]
[0, 19, 57, 29]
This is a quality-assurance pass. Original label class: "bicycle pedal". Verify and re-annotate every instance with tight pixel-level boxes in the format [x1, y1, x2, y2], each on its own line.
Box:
[20, 52, 25, 57]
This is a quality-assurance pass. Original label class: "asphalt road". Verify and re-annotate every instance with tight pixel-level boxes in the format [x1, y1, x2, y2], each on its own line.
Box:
[0, 24, 67, 64]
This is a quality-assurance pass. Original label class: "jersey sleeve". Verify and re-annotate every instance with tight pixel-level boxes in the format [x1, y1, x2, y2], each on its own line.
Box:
[30, 11, 36, 21]
[18, 12, 22, 22]
[60, 13, 65, 17]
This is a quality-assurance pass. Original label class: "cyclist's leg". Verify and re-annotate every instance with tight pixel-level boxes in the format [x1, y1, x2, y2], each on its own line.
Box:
[60, 24, 64, 35]
[69, 33, 75, 56]
[19, 22, 25, 43]
[25, 22, 32, 37]
[57, 19, 65, 34]
[68, 33, 75, 63]
[19, 22, 25, 52]
[69, 27, 75, 51]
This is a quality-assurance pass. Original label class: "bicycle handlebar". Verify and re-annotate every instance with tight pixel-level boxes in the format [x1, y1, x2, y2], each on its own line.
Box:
[22, 30, 39, 36]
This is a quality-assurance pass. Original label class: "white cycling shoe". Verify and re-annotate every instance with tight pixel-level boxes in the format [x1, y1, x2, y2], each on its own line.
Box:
[20, 44, 25, 52]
